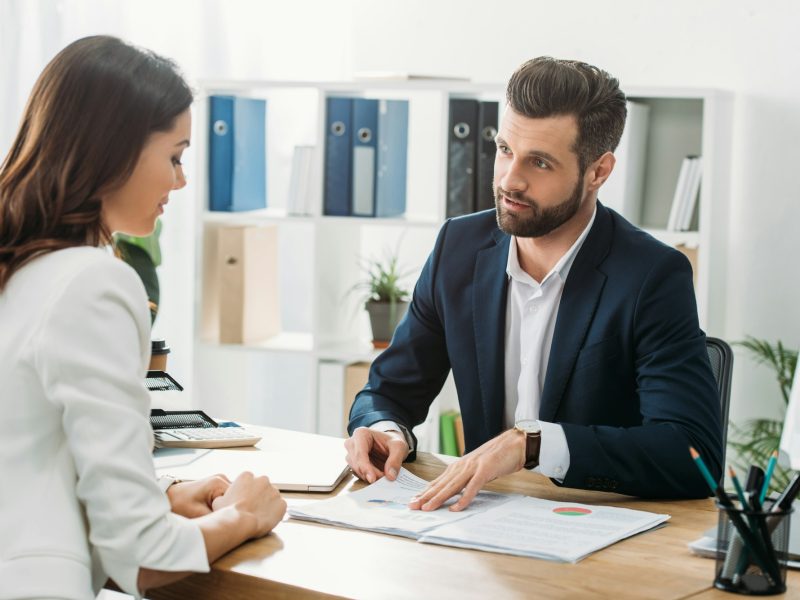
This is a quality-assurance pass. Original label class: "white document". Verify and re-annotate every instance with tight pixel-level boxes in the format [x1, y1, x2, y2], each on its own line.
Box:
[289, 468, 518, 538]
[420, 496, 669, 563]
[289, 468, 669, 561]
[152, 427, 349, 492]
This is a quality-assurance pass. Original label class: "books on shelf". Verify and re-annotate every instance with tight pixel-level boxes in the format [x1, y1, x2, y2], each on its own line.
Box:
[287, 145, 315, 216]
[667, 156, 702, 231]
[601, 101, 650, 225]
[354, 71, 470, 82]
[289, 467, 670, 563]
[439, 411, 458, 456]
[208, 95, 267, 212]
[323, 96, 409, 218]
[445, 99, 500, 218]
[454, 414, 465, 457]
[439, 410, 464, 456]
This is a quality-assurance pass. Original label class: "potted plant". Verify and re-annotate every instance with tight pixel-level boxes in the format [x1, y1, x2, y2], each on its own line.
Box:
[728, 336, 798, 495]
[352, 248, 412, 349]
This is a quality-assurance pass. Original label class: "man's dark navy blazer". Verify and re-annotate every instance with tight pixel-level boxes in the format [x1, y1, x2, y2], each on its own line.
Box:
[348, 203, 723, 498]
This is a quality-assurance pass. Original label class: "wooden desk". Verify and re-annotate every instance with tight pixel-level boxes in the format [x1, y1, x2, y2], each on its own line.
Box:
[149, 435, 798, 599]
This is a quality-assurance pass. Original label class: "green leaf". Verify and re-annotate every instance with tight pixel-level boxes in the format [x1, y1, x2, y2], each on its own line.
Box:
[733, 336, 798, 406]
[728, 337, 798, 495]
[728, 419, 791, 495]
[348, 241, 413, 305]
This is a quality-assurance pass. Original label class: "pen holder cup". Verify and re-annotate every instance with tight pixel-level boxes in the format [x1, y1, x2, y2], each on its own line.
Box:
[713, 502, 792, 595]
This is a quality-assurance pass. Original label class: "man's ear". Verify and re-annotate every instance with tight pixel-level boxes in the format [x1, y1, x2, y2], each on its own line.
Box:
[585, 151, 616, 191]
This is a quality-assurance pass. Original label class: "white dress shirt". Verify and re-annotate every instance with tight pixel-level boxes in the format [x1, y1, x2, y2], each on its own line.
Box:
[372, 208, 597, 481]
[504, 207, 596, 479]
[0, 247, 208, 600]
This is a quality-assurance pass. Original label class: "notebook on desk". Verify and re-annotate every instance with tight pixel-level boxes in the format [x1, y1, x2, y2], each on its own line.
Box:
[153, 426, 350, 492]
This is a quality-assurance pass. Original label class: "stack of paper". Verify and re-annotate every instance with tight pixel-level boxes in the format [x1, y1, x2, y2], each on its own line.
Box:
[289, 469, 516, 539]
[422, 496, 669, 562]
[289, 468, 670, 562]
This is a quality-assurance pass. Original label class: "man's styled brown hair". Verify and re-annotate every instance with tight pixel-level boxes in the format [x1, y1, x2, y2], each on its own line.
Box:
[505, 56, 627, 173]
[0, 35, 192, 289]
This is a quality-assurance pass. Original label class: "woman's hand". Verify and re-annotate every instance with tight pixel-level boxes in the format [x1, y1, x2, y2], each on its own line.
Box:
[212, 471, 287, 538]
[167, 474, 231, 518]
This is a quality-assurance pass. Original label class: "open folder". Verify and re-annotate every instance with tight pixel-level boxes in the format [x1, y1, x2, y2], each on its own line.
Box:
[153, 426, 349, 493]
[289, 468, 670, 562]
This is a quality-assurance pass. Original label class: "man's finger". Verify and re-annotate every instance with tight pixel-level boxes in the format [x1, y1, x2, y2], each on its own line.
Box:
[420, 475, 469, 511]
[347, 451, 382, 483]
[450, 477, 483, 511]
[409, 464, 461, 508]
[383, 440, 408, 481]
[354, 435, 385, 483]
[410, 476, 458, 510]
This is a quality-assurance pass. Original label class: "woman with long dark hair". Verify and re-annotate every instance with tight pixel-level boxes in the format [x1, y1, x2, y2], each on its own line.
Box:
[0, 36, 286, 599]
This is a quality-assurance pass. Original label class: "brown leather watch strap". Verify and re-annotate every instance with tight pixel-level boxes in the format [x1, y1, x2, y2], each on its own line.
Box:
[523, 431, 541, 470]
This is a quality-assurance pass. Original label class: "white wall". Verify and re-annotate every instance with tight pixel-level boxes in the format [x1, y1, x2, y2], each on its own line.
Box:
[2, 0, 799, 429]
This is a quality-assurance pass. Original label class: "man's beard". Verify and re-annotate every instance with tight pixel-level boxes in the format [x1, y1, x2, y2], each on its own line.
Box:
[494, 177, 584, 238]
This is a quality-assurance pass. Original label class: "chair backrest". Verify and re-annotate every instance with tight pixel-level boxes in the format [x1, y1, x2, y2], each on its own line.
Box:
[706, 336, 733, 468]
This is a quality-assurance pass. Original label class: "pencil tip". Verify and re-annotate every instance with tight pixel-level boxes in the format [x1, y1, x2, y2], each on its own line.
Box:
[689, 446, 699, 458]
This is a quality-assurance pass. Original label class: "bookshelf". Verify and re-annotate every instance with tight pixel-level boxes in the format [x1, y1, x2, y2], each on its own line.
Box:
[609, 89, 732, 335]
[186, 80, 731, 447]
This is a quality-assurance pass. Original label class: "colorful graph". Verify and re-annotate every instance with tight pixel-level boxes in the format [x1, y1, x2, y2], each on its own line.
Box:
[552, 506, 592, 516]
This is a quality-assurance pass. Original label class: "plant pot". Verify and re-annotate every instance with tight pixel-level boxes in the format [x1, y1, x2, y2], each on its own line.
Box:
[365, 300, 409, 349]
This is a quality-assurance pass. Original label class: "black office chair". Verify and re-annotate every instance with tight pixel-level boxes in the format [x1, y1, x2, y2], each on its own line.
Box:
[706, 336, 733, 471]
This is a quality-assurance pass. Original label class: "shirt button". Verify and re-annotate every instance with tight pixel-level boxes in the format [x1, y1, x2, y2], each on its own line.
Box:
[555, 467, 563, 474]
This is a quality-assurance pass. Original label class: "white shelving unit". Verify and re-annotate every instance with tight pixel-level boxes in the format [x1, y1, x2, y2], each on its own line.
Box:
[186, 79, 731, 444]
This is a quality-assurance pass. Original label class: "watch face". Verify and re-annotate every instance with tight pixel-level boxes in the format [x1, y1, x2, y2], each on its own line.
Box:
[515, 419, 541, 434]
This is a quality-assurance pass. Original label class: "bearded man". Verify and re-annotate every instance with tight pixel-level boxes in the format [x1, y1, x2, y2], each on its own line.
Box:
[345, 57, 722, 504]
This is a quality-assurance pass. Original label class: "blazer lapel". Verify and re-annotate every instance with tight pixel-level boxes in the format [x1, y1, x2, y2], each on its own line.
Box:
[539, 205, 613, 422]
[473, 229, 510, 438]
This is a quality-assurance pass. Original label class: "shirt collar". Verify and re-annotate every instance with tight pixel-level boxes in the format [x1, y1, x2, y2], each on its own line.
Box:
[506, 205, 597, 286]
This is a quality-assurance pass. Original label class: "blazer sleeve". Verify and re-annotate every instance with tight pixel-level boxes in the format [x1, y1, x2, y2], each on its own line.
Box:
[560, 249, 723, 498]
[33, 258, 209, 597]
[347, 221, 453, 456]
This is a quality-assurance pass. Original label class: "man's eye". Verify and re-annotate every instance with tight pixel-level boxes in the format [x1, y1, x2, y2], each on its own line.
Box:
[533, 158, 548, 169]
[172, 157, 183, 166]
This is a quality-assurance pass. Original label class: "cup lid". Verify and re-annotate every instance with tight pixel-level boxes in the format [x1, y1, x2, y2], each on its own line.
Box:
[151, 339, 170, 354]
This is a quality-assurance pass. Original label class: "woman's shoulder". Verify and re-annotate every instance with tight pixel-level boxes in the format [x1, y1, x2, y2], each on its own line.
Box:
[24, 247, 147, 317]
[36, 246, 138, 283]
[38, 245, 120, 269]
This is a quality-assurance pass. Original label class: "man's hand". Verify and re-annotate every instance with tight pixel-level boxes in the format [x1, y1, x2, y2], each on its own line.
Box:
[408, 429, 526, 512]
[167, 474, 231, 518]
[344, 427, 410, 483]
